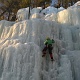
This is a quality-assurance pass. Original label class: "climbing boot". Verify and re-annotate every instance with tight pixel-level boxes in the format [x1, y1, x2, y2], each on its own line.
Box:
[42, 51, 46, 57]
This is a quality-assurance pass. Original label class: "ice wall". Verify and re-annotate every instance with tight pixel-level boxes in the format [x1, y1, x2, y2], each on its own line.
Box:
[0, 42, 41, 80]
[66, 51, 80, 80]
[16, 7, 42, 21]
[58, 55, 73, 80]
[0, 2, 80, 80]
[57, 5, 80, 25]
[0, 19, 76, 80]
[17, 8, 29, 21]
[17, 6, 80, 26]
[0, 19, 60, 80]
[0, 17, 78, 80]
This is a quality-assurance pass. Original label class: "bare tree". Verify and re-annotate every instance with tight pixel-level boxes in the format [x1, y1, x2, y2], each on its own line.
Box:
[28, 0, 31, 19]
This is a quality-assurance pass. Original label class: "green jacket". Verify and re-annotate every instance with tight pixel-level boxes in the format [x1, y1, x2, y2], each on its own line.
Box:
[44, 39, 55, 45]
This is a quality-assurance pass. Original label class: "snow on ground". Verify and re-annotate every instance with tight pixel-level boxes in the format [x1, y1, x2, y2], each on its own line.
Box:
[0, 1, 80, 80]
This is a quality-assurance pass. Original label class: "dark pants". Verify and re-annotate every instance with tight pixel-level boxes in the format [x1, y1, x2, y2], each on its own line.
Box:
[42, 44, 53, 59]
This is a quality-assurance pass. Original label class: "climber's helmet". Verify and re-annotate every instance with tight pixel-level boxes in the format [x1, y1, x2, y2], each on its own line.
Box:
[46, 37, 50, 40]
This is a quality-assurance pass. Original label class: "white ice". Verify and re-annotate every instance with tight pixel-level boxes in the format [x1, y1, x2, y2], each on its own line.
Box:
[0, 1, 80, 80]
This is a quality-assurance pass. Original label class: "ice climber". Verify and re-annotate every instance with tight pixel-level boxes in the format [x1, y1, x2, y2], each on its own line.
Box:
[42, 37, 55, 61]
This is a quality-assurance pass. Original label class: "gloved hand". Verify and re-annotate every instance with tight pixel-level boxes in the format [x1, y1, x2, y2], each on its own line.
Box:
[52, 39, 55, 43]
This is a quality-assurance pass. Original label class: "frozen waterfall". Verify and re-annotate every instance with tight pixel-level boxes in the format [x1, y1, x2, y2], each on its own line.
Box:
[0, 1, 80, 80]
[0, 19, 59, 80]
